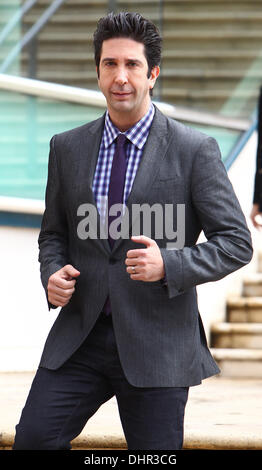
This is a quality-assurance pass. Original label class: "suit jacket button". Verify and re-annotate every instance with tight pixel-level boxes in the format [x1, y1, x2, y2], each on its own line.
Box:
[109, 258, 117, 264]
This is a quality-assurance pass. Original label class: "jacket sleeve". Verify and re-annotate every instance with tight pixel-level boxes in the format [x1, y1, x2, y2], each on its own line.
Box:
[38, 135, 69, 308]
[160, 136, 253, 299]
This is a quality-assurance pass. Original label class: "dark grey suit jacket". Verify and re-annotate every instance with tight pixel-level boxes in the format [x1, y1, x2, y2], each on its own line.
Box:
[38, 105, 253, 387]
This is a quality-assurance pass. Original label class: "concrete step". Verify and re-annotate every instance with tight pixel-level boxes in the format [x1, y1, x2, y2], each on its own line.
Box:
[1, 372, 262, 450]
[17, 0, 262, 115]
[164, 0, 262, 12]
[34, 30, 262, 42]
[20, 49, 262, 62]
[27, 69, 262, 86]
[242, 274, 262, 297]
[227, 295, 262, 322]
[211, 348, 262, 377]
[211, 323, 262, 348]
[20, 54, 261, 79]
[20, 0, 262, 11]
[23, 12, 262, 25]
[21, 0, 262, 5]
[257, 252, 262, 273]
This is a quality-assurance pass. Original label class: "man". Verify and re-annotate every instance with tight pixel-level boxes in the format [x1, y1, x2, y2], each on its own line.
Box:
[14, 12, 252, 450]
[251, 86, 262, 229]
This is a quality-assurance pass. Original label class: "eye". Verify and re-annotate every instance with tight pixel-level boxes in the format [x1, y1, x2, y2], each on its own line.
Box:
[127, 61, 138, 67]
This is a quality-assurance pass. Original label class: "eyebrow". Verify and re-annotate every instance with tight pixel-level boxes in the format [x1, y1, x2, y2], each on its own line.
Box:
[101, 57, 143, 64]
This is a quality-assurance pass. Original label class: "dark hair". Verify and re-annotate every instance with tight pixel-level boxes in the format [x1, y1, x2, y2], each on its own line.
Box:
[93, 11, 162, 79]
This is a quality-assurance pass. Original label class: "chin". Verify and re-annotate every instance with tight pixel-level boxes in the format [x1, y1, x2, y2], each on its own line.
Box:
[112, 102, 134, 112]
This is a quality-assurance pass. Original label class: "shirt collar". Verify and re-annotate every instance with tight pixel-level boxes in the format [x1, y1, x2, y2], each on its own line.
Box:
[103, 102, 155, 150]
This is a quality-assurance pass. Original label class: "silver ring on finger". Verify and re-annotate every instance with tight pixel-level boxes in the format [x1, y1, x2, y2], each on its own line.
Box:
[131, 266, 136, 274]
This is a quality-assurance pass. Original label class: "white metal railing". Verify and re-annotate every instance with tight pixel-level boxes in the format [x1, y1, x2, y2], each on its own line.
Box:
[0, 73, 250, 130]
[0, 73, 251, 216]
[0, 196, 44, 215]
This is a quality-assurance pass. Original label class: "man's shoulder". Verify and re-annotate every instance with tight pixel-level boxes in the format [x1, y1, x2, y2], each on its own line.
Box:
[152, 105, 221, 168]
[154, 104, 213, 148]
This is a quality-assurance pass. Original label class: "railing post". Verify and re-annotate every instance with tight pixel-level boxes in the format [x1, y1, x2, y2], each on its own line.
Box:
[157, 0, 163, 102]
[0, 0, 66, 74]
[0, 0, 38, 46]
[27, 37, 38, 79]
[108, 0, 117, 13]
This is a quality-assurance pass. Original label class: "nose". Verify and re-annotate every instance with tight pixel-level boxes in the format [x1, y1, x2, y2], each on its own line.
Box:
[114, 66, 128, 86]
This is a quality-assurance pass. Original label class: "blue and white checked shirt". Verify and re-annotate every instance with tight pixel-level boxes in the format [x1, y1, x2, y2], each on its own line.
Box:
[92, 102, 155, 222]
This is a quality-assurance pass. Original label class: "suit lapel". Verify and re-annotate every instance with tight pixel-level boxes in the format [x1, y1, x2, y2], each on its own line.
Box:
[76, 113, 112, 255]
[78, 114, 105, 195]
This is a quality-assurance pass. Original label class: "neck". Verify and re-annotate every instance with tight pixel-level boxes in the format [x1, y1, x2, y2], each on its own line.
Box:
[108, 101, 151, 132]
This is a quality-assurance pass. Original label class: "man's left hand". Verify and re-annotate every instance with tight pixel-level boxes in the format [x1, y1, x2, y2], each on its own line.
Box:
[125, 235, 165, 282]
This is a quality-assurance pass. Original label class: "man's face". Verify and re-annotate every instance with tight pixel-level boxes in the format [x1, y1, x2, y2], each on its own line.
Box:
[97, 37, 159, 120]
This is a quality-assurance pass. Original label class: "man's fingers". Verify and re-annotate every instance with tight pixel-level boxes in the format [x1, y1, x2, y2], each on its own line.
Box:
[126, 250, 145, 259]
[252, 217, 262, 230]
[250, 204, 262, 230]
[131, 235, 155, 247]
[48, 265, 80, 307]
[126, 236, 164, 282]
[62, 264, 80, 279]
[130, 273, 144, 281]
[50, 276, 76, 290]
[127, 236, 157, 259]
[125, 256, 142, 265]
[131, 235, 154, 245]
[48, 284, 75, 298]
[48, 294, 70, 307]
[49, 264, 80, 289]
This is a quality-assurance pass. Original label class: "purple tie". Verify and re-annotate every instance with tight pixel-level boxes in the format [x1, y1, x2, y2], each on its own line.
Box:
[108, 133, 128, 247]
[103, 133, 128, 314]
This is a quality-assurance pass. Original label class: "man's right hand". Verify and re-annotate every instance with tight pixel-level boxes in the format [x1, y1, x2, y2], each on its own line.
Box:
[250, 203, 262, 230]
[47, 264, 80, 307]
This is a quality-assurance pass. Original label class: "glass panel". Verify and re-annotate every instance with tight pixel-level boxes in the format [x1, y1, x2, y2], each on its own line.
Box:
[0, 0, 21, 75]
[0, 89, 241, 202]
[0, 89, 104, 199]
[161, 0, 262, 120]
[183, 123, 241, 164]
[1, 1, 261, 120]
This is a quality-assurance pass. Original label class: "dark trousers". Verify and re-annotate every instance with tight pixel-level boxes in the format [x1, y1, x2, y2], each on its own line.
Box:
[13, 313, 189, 450]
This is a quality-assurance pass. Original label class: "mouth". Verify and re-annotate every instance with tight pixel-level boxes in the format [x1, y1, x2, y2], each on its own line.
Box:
[112, 92, 132, 98]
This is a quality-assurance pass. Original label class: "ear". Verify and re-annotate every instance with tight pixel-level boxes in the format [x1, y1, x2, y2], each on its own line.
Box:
[149, 66, 160, 90]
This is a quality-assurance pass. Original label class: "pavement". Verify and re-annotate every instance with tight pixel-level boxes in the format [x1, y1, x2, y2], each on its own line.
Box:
[0, 372, 262, 450]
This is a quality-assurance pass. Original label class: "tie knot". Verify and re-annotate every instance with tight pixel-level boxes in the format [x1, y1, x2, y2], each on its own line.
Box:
[117, 133, 126, 147]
